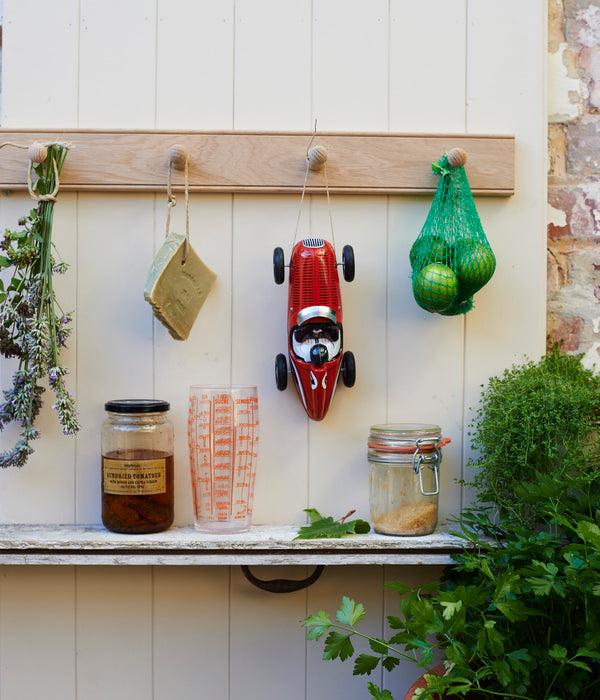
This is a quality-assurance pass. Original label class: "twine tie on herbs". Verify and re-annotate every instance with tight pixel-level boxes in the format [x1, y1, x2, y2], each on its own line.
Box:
[0, 140, 72, 204]
[166, 144, 190, 264]
[28, 157, 59, 202]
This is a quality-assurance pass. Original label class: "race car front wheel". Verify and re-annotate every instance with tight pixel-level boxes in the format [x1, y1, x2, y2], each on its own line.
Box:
[342, 245, 355, 282]
[273, 247, 285, 284]
[275, 353, 288, 390]
[341, 351, 356, 387]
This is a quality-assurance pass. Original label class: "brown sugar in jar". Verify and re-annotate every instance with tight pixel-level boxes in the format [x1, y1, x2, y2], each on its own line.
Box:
[368, 423, 448, 536]
[102, 400, 174, 534]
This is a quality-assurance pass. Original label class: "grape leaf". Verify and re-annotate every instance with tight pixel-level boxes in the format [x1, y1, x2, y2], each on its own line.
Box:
[304, 508, 325, 524]
[294, 508, 370, 539]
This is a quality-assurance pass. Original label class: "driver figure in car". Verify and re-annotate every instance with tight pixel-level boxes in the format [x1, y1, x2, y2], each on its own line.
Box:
[292, 322, 342, 365]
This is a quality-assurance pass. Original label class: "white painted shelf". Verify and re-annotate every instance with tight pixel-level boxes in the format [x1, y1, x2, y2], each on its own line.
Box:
[0, 524, 467, 566]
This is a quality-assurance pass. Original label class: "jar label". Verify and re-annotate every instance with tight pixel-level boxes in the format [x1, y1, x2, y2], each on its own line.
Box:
[103, 458, 167, 495]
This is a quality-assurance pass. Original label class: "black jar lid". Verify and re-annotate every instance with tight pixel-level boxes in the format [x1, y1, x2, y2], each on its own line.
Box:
[105, 399, 170, 413]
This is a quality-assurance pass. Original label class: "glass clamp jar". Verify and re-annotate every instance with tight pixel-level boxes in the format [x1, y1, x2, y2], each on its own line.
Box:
[102, 399, 174, 534]
[368, 423, 450, 536]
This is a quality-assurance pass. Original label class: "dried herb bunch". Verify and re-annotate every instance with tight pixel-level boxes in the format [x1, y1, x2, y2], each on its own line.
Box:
[0, 143, 79, 467]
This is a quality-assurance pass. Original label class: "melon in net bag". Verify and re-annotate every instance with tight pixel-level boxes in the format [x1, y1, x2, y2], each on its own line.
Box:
[410, 148, 496, 316]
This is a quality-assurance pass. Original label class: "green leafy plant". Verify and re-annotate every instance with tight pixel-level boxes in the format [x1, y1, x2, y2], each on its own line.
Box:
[304, 472, 600, 698]
[295, 508, 370, 539]
[303, 350, 600, 699]
[0, 143, 79, 466]
[467, 345, 600, 521]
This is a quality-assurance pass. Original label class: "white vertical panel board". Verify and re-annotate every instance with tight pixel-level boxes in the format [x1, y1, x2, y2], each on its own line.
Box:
[462, 1, 547, 488]
[215, 5, 314, 692]
[153, 194, 234, 526]
[156, 0, 235, 129]
[387, 3, 467, 523]
[75, 194, 156, 523]
[2, 0, 79, 126]
[312, 0, 389, 131]
[308, 0, 390, 523]
[308, 195, 388, 522]
[229, 565, 308, 700]
[0, 192, 79, 523]
[0, 0, 81, 525]
[231, 195, 310, 525]
[153, 567, 231, 698]
[78, 0, 157, 128]
[387, 198, 465, 525]
[76, 567, 153, 700]
[305, 565, 386, 700]
[234, 0, 312, 130]
[0, 567, 76, 700]
[389, 0, 467, 133]
[231, 0, 312, 525]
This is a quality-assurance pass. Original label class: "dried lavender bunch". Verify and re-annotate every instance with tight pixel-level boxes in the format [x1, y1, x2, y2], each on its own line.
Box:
[0, 144, 79, 467]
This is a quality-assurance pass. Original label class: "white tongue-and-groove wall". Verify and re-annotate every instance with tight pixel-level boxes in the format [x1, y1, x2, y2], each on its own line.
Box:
[0, 2, 546, 698]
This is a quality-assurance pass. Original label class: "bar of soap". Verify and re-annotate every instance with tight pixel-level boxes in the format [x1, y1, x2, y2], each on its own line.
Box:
[144, 233, 216, 340]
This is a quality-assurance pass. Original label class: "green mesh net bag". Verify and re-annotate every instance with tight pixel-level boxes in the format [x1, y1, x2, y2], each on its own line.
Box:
[409, 148, 496, 316]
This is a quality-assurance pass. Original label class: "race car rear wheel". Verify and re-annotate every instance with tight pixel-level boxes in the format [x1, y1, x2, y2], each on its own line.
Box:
[275, 353, 288, 390]
[342, 245, 355, 282]
[273, 247, 285, 284]
[341, 351, 356, 387]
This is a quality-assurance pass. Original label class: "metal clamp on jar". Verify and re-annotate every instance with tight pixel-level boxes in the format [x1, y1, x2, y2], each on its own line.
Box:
[368, 423, 450, 536]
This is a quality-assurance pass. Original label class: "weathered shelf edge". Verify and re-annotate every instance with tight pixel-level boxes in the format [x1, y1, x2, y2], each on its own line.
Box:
[0, 524, 467, 566]
[0, 553, 457, 566]
[0, 129, 515, 196]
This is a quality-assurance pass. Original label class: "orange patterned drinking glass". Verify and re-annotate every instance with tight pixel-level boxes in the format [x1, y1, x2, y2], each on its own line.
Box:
[188, 385, 259, 533]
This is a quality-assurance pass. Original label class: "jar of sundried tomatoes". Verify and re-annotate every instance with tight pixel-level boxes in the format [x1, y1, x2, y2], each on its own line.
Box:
[101, 399, 174, 534]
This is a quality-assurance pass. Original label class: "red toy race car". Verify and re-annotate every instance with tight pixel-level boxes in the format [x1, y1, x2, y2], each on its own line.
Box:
[273, 237, 355, 421]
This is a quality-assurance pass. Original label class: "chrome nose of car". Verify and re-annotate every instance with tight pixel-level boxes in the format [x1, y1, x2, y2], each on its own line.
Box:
[297, 305, 337, 325]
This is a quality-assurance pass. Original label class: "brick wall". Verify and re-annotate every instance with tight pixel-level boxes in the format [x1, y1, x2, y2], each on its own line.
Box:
[548, 0, 600, 365]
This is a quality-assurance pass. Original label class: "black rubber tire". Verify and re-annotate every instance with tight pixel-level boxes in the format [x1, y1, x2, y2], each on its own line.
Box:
[342, 245, 355, 282]
[341, 351, 356, 388]
[275, 353, 288, 391]
[273, 247, 285, 284]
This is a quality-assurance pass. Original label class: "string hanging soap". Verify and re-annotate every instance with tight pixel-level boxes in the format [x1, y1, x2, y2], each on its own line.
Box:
[409, 148, 496, 316]
[144, 144, 217, 341]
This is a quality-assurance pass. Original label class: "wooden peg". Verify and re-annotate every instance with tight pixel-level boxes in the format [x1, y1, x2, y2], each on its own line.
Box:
[28, 142, 48, 164]
[447, 148, 467, 168]
[307, 145, 328, 171]
[168, 144, 189, 170]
